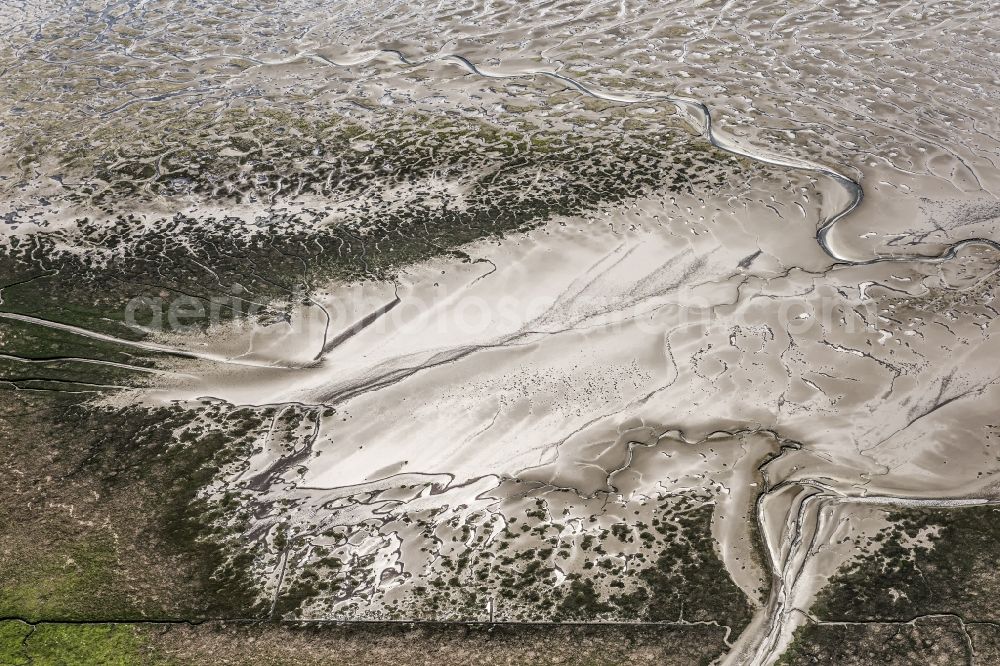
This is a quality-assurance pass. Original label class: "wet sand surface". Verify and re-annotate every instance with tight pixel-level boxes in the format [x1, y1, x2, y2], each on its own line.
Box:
[1, 2, 999, 664]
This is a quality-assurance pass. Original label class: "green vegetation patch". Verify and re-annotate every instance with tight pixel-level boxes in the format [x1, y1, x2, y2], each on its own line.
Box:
[0, 536, 117, 621]
[44, 620, 728, 666]
[778, 617, 970, 665]
[0, 621, 165, 666]
[811, 505, 1000, 622]
[0, 391, 273, 621]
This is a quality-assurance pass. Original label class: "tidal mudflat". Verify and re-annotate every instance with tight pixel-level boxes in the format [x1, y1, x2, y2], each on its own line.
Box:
[1, 2, 999, 664]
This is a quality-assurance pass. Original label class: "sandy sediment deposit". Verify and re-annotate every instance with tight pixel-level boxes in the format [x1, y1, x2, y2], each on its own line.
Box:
[2, 2, 1000, 664]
